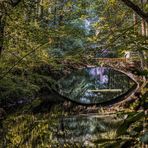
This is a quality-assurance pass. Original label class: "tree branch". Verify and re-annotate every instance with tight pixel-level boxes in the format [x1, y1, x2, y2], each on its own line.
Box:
[121, 0, 148, 23]
[0, 42, 49, 80]
[10, 0, 21, 7]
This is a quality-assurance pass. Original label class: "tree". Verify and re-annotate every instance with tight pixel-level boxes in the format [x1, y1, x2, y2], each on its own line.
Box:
[0, 0, 21, 54]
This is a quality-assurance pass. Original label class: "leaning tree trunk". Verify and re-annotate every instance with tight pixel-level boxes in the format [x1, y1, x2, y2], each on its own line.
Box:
[121, 0, 148, 23]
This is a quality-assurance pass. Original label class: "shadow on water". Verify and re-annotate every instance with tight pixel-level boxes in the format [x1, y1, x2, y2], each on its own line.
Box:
[31, 92, 65, 114]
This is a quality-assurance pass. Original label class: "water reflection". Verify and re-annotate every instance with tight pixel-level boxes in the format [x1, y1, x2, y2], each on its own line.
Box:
[88, 67, 108, 84]
[55, 67, 136, 104]
[56, 114, 123, 145]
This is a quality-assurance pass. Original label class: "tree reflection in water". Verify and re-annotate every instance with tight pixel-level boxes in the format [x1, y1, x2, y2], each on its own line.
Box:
[56, 114, 123, 146]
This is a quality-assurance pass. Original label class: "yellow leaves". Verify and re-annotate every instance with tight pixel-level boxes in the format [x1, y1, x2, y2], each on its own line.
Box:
[34, 21, 40, 29]
[88, 36, 98, 42]
[99, 17, 106, 21]
[145, 3, 148, 11]
[11, 135, 22, 145]
[109, 0, 117, 5]
[110, 0, 116, 3]
[80, 15, 87, 20]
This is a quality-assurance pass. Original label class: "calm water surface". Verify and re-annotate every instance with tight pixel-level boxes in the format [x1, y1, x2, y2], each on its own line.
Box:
[55, 67, 136, 104]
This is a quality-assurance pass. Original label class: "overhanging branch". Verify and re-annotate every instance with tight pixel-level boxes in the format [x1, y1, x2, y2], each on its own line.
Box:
[0, 42, 49, 80]
[121, 0, 148, 23]
[10, 0, 21, 7]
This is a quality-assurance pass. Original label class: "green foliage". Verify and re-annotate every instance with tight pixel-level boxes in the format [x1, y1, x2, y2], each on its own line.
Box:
[0, 0, 148, 147]
[140, 132, 148, 144]
[0, 75, 39, 104]
[0, 68, 56, 106]
[116, 112, 144, 136]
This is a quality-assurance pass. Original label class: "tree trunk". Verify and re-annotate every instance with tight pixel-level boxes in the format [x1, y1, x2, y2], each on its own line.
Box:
[39, 0, 44, 19]
[0, 15, 5, 55]
[141, 18, 146, 36]
[141, 0, 146, 37]
[133, 12, 138, 33]
[146, 22, 148, 37]
[54, 1, 57, 26]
